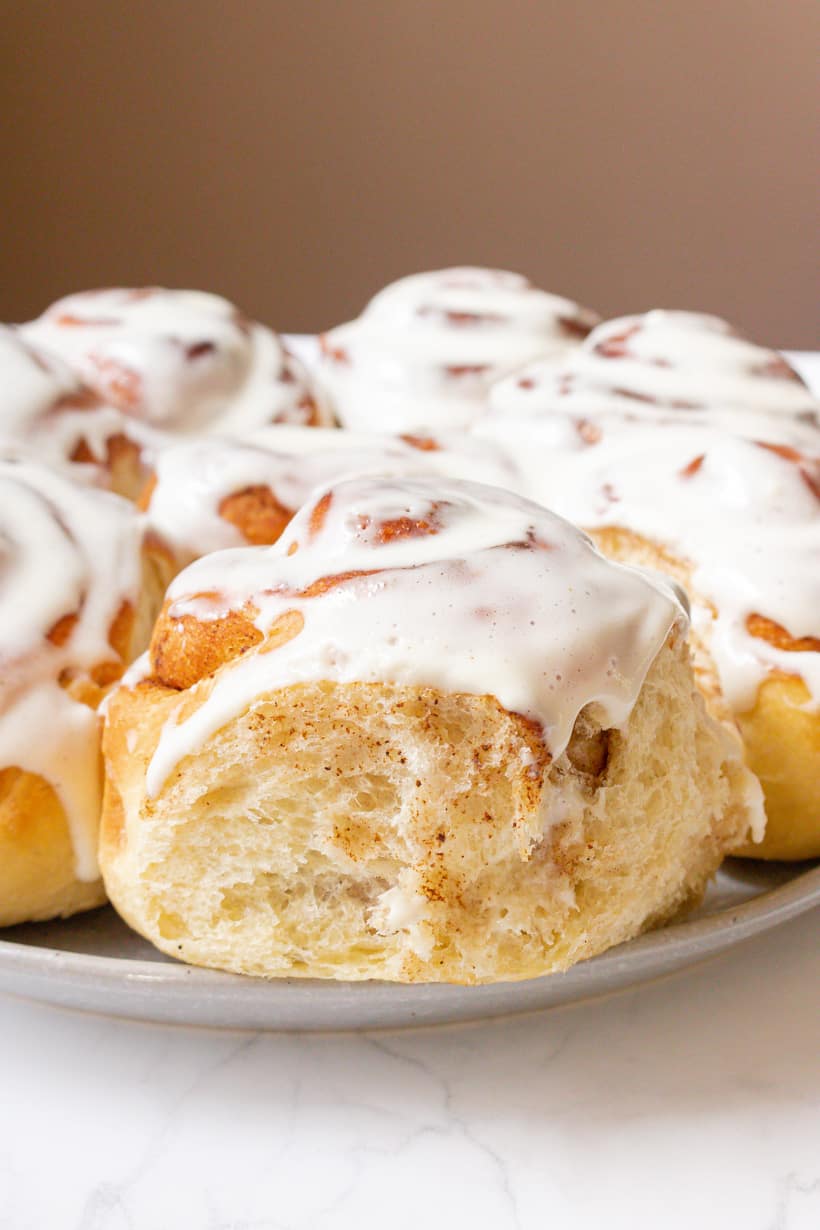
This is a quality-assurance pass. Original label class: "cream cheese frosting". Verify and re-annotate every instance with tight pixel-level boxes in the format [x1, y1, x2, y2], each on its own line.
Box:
[316, 268, 600, 432]
[474, 410, 820, 712]
[21, 287, 331, 438]
[489, 309, 818, 422]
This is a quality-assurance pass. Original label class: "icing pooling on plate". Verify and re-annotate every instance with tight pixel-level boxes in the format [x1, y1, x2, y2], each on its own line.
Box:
[489, 310, 819, 422]
[143, 475, 685, 797]
[474, 410, 820, 712]
[0, 460, 144, 878]
[144, 425, 522, 564]
[21, 287, 330, 438]
[316, 268, 600, 433]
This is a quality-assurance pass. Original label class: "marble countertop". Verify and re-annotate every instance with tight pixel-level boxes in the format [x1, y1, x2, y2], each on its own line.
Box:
[0, 907, 816, 1230]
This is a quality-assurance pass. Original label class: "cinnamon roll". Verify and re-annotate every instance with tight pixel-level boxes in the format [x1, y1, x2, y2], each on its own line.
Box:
[316, 268, 599, 432]
[0, 460, 166, 925]
[475, 408, 820, 860]
[18, 288, 332, 496]
[100, 476, 757, 982]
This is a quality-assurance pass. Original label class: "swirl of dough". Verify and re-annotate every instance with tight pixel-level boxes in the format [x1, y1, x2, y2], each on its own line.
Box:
[0, 459, 146, 882]
[143, 475, 685, 796]
[316, 267, 599, 431]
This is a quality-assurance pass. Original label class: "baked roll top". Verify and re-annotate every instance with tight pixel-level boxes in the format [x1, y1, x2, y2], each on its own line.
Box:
[22, 287, 330, 433]
[489, 309, 818, 422]
[316, 267, 599, 432]
[15, 288, 332, 499]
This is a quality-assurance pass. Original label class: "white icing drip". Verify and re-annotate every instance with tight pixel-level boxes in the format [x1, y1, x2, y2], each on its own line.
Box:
[0, 460, 144, 878]
[145, 426, 521, 564]
[144, 476, 684, 797]
[20, 287, 330, 441]
[316, 268, 599, 432]
[489, 310, 818, 421]
[474, 411, 820, 711]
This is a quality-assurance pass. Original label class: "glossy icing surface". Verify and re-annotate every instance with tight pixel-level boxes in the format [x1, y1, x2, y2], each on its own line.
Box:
[489, 310, 818, 422]
[316, 268, 599, 432]
[20, 287, 330, 448]
[475, 408, 820, 711]
[144, 425, 521, 563]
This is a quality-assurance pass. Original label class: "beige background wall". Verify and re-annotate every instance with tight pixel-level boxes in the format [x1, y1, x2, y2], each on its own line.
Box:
[1, 2, 817, 345]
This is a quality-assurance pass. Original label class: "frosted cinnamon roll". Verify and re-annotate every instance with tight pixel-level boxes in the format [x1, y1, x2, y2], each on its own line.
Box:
[0, 460, 166, 926]
[475, 410, 820, 860]
[315, 268, 599, 432]
[489, 309, 818, 423]
[101, 476, 757, 982]
[19, 288, 332, 494]
[140, 425, 521, 569]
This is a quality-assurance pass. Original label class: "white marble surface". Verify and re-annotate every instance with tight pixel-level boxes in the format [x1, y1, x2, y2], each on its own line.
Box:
[0, 907, 816, 1230]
